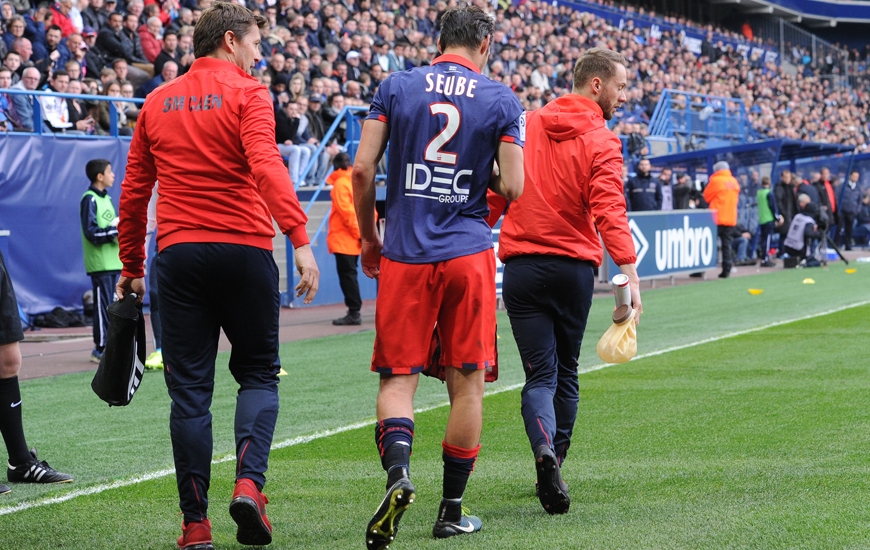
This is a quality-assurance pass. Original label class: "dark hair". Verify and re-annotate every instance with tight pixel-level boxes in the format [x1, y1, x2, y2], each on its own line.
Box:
[437, 5, 493, 52]
[4, 50, 20, 59]
[0, 65, 11, 75]
[332, 152, 351, 170]
[194, 2, 267, 59]
[163, 29, 178, 39]
[47, 24, 62, 33]
[572, 47, 626, 90]
[86, 159, 112, 183]
[51, 69, 69, 79]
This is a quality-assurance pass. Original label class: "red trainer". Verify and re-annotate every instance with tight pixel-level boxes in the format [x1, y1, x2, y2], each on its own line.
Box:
[229, 478, 273, 546]
[177, 519, 214, 550]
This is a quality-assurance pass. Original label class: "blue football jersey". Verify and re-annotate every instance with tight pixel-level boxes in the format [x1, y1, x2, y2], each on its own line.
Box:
[367, 54, 525, 263]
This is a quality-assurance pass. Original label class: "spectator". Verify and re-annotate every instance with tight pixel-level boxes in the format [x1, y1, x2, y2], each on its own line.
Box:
[95, 11, 150, 87]
[118, 79, 139, 122]
[326, 151, 363, 326]
[3, 51, 21, 84]
[33, 24, 63, 65]
[301, 92, 330, 185]
[658, 166, 674, 210]
[3, 15, 26, 55]
[65, 77, 95, 132]
[731, 224, 755, 266]
[81, 0, 108, 31]
[625, 158, 661, 211]
[56, 31, 83, 71]
[838, 170, 863, 251]
[287, 71, 306, 101]
[756, 175, 781, 267]
[176, 32, 194, 74]
[0, 65, 26, 131]
[119, 12, 151, 67]
[153, 28, 180, 76]
[320, 91, 344, 143]
[50, 0, 76, 38]
[138, 15, 163, 63]
[703, 160, 740, 278]
[134, 59, 175, 98]
[9, 65, 38, 131]
[97, 78, 131, 134]
[79, 158, 121, 363]
[82, 25, 103, 74]
[40, 69, 73, 132]
[529, 62, 551, 91]
[274, 99, 311, 187]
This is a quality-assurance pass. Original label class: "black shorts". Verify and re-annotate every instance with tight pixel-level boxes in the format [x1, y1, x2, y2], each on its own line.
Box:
[0, 251, 24, 345]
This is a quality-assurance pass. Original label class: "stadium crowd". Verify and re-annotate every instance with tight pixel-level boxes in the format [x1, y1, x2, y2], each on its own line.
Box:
[0, 0, 869, 150]
[0, 0, 869, 242]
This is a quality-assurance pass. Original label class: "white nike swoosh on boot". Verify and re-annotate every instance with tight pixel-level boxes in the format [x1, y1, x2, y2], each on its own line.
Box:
[454, 522, 475, 533]
[10, 400, 22, 408]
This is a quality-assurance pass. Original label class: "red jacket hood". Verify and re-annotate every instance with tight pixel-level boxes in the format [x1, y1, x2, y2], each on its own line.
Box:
[537, 94, 606, 141]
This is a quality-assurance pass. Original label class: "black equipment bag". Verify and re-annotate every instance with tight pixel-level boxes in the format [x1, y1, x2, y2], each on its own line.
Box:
[91, 294, 146, 406]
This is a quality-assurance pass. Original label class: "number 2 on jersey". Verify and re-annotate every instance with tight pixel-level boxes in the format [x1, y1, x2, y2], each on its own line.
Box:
[425, 103, 460, 165]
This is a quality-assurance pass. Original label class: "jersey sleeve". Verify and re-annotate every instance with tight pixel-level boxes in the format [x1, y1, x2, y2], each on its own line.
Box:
[497, 90, 525, 148]
[366, 76, 391, 124]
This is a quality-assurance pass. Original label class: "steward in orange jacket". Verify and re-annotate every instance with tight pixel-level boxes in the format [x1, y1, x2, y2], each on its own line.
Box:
[327, 166, 360, 255]
[327, 153, 364, 325]
[703, 165, 740, 227]
[703, 161, 740, 277]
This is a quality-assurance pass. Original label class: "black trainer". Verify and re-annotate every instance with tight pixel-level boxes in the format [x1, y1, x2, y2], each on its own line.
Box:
[534, 445, 569, 514]
[7, 448, 73, 484]
[333, 313, 362, 326]
[0, 483, 10, 494]
[366, 470, 415, 550]
[432, 501, 482, 539]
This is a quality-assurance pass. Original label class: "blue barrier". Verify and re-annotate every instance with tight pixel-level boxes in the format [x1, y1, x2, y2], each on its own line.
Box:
[0, 133, 131, 315]
[604, 210, 719, 280]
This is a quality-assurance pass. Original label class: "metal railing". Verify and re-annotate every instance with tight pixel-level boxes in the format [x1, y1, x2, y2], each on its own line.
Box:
[1, 88, 144, 137]
[647, 89, 754, 146]
[750, 17, 849, 84]
[299, 105, 388, 246]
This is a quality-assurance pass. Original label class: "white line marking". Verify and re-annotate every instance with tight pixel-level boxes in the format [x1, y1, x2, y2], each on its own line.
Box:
[2, 300, 867, 516]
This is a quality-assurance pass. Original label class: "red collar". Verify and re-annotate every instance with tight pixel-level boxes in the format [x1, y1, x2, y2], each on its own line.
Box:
[432, 54, 481, 74]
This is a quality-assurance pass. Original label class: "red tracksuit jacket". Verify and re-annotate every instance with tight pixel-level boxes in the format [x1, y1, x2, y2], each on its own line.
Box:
[497, 94, 636, 267]
[118, 57, 309, 279]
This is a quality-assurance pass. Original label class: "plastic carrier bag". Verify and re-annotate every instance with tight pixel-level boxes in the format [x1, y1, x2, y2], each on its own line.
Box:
[596, 304, 637, 364]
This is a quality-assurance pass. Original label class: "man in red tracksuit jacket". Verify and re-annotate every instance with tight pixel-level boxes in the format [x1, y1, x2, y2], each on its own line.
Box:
[115, 4, 320, 549]
[496, 47, 641, 516]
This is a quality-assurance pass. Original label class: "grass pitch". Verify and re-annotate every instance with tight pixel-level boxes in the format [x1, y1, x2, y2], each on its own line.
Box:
[1, 265, 870, 549]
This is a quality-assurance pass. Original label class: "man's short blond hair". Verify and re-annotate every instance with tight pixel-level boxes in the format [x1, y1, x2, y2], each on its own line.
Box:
[572, 47, 626, 90]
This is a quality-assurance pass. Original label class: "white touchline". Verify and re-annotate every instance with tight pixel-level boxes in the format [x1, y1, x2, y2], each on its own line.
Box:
[2, 299, 868, 516]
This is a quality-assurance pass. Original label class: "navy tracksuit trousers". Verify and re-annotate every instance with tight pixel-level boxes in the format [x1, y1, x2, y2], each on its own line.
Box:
[90, 271, 119, 352]
[158, 243, 281, 523]
[502, 256, 594, 465]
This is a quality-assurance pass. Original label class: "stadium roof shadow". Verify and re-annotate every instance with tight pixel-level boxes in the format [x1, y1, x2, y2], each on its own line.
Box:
[648, 139, 856, 176]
